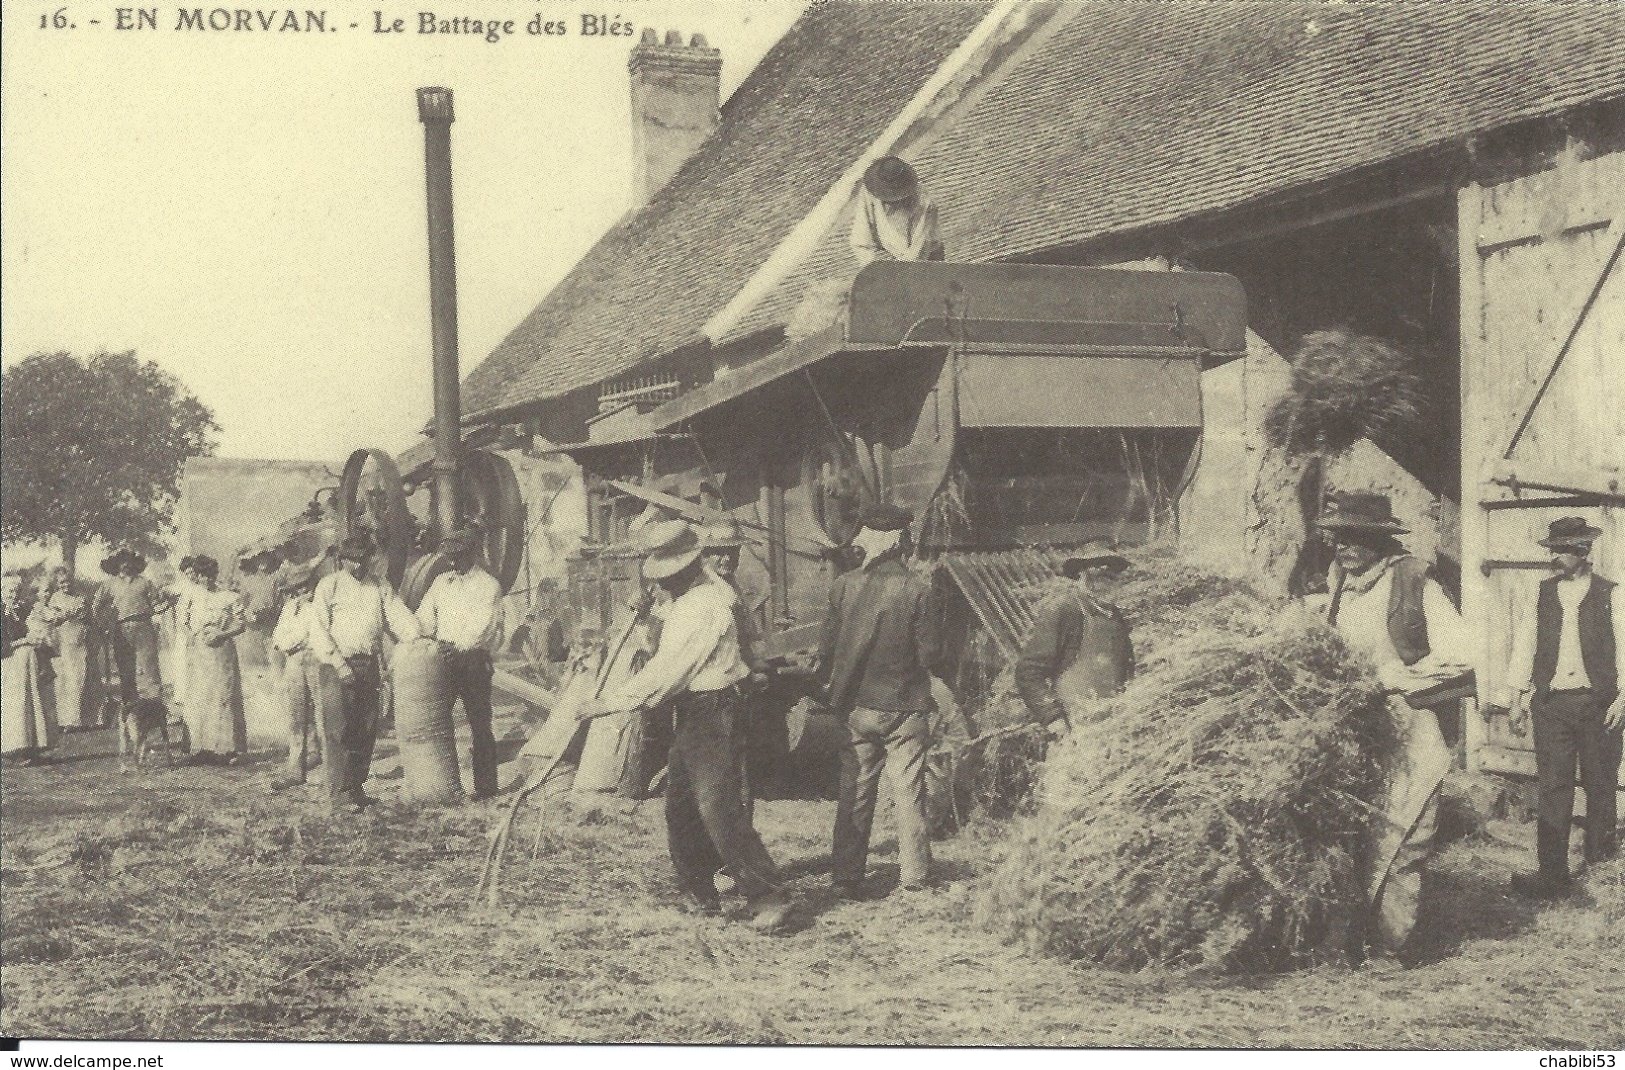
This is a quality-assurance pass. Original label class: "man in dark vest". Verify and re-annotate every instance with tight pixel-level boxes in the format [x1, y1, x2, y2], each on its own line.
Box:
[818, 503, 943, 899]
[1313, 493, 1473, 962]
[1015, 550, 1133, 735]
[1501, 517, 1624, 898]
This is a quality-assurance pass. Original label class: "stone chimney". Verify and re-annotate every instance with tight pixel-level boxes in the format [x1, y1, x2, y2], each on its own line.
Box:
[629, 28, 722, 208]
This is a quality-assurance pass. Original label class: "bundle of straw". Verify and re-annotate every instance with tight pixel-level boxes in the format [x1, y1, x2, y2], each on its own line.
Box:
[786, 276, 856, 341]
[1264, 329, 1427, 457]
[974, 560, 1394, 974]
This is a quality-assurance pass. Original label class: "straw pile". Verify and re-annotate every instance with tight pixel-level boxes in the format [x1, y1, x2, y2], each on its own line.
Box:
[786, 277, 856, 341]
[1264, 329, 1427, 457]
[974, 555, 1396, 974]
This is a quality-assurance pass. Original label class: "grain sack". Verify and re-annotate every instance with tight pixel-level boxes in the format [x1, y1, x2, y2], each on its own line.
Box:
[391, 639, 464, 805]
[575, 710, 639, 794]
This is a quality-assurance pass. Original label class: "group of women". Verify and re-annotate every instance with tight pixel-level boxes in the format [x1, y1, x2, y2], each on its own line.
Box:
[0, 550, 252, 767]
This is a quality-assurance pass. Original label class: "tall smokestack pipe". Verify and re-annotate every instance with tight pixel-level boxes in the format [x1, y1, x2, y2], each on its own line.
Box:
[418, 86, 461, 540]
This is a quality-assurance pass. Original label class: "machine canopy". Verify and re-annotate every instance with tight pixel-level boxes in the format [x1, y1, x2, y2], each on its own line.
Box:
[651, 262, 1245, 430]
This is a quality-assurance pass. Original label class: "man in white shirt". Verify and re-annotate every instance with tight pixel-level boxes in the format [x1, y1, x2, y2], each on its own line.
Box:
[1500, 517, 1624, 897]
[848, 155, 944, 267]
[577, 520, 790, 931]
[309, 534, 421, 812]
[416, 530, 506, 800]
[1314, 493, 1473, 963]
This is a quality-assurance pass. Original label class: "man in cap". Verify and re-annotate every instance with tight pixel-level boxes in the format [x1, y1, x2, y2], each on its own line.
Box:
[576, 520, 790, 930]
[1015, 549, 1134, 735]
[416, 530, 506, 800]
[1312, 492, 1472, 963]
[818, 502, 942, 899]
[308, 533, 421, 812]
[1500, 517, 1624, 898]
[849, 155, 944, 267]
[268, 562, 328, 792]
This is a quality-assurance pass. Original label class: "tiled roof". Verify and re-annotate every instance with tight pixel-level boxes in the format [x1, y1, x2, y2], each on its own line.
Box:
[733, 0, 1625, 341]
[462, 0, 995, 416]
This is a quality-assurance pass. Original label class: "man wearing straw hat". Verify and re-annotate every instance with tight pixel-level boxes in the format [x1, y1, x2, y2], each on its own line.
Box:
[309, 533, 422, 812]
[818, 502, 942, 900]
[849, 155, 944, 267]
[1015, 549, 1134, 736]
[1500, 517, 1624, 898]
[576, 520, 791, 931]
[91, 548, 167, 711]
[1314, 492, 1472, 963]
[416, 529, 506, 800]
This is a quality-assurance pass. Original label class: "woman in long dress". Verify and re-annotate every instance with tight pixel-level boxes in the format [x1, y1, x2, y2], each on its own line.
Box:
[2, 574, 59, 763]
[32, 566, 93, 731]
[168, 557, 201, 743]
[185, 557, 249, 765]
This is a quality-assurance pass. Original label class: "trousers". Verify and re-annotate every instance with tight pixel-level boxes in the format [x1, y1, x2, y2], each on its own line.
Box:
[666, 689, 780, 901]
[833, 707, 932, 887]
[326, 654, 381, 803]
[1533, 689, 1622, 878]
[446, 648, 497, 798]
[1371, 786, 1438, 953]
[281, 652, 329, 781]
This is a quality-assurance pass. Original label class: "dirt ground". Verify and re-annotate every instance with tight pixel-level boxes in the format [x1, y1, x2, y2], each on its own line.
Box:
[2, 708, 1622, 1048]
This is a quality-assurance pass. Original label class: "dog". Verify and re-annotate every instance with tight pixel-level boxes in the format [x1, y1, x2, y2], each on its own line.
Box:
[119, 698, 174, 770]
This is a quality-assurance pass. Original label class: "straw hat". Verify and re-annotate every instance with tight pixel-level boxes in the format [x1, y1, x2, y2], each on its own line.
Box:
[639, 520, 703, 580]
[862, 156, 919, 204]
[698, 518, 750, 550]
[1538, 516, 1603, 550]
[1315, 493, 1408, 535]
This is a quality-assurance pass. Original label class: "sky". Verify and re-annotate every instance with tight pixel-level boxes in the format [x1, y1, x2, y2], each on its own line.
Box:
[1, 0, 807, 462]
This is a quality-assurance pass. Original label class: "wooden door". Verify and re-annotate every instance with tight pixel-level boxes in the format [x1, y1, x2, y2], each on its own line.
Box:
[1459, 149, 1625, 783]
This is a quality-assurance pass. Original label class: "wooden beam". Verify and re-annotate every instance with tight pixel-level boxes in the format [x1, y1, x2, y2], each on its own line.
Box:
[1486, 460, 1625, 503]
[1458, 180, 1490, 777]
[493, 669, 556, 711]
[1496, 216, 1625, 461]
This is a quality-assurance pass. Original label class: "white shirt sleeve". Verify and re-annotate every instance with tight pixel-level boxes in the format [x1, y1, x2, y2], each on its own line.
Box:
[1614, 589, 1625, 698]
[415, 580, 441, 639]
[600, 594, 730, 714]
[272, 601, 306, 654]
[1500, 580, 1539, 705]
[848, 193, 883, 266]
[307, 575, 343, 667]
[383, 588, 422, 645]
[1380, 579, 1474, 693]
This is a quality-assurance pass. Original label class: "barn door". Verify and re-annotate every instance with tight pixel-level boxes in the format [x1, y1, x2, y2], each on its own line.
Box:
[1459, 149, 1625, 783]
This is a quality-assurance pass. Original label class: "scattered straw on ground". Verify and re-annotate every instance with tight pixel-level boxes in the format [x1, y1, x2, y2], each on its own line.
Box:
[3, 703, 1621, 1045]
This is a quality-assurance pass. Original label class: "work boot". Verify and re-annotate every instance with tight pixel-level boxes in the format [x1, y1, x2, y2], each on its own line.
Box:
[268, 775, 304, 793]
[676, 880, 722, 917]
[746, 891, 792, 933]
[680, 893, 723, 917]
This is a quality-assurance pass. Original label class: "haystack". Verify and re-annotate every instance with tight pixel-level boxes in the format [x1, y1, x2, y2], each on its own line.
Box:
[1264, 329, 1427, 458]
[974, 558, 1395, 974]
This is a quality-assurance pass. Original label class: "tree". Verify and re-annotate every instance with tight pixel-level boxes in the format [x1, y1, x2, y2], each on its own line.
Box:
[2, 351, 220, 574]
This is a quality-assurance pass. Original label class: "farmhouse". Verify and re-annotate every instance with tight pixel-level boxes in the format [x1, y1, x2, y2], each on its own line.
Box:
[449, 3, 1622, 785]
